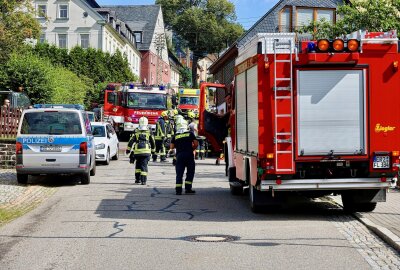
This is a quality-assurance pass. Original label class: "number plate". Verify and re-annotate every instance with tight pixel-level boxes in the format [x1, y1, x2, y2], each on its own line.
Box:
[373, 156, 390, 169]
[40, 146, 62, 152]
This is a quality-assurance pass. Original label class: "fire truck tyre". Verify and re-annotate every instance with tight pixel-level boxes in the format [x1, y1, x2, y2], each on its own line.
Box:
[104, 149, 110, 165]
[341, 193, 377, 213]
[81, 171, 90, 185]
[112, 145, 119, 160]
[90, 160, 96, 176]
[17, 174, 28, 185]
[249, 185, 263, 213]
[230, 183, 243, 196]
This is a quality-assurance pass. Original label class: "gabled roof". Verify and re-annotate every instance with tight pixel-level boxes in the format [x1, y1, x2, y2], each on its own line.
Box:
[103, 5, 161, 51]
[85, 0, 100, 8]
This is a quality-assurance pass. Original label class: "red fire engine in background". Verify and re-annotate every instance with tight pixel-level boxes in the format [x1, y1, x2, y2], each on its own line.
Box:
[224, 31, 400, 212]
[102, 83, 169, 135]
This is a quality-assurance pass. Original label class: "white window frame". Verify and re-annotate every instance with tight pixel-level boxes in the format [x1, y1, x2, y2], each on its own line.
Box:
[58, 4, 69, 19]
[134, 32, 142, 43]
[37, 4, 47, 18]
[80, 33, 90, 49]
[39, 33, 46, 43]
[58, 33, 68, 49]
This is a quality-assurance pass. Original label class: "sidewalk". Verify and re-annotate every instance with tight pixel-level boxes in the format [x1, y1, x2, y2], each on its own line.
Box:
[331, 188, 400, 252]
[0, 169, 57, 226]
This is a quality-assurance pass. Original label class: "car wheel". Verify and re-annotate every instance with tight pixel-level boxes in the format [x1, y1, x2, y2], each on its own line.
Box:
[104, 148, 110, 165]
[17, 174, 28, 185]
[90, 159, 96, 176]
[112, 145, 119, 160]
[81, 171, 90, 185]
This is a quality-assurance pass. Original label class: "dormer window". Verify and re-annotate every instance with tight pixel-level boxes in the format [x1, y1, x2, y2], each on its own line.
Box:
[134, 32, 142, 43]
[58, 4, 68, 19]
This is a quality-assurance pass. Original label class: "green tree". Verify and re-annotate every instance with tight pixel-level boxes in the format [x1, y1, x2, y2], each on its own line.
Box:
[179, 66, 191, 87]
[156, 0, 244, 88]
[298, 0, 400, 39]
[0, 0, 41, 62]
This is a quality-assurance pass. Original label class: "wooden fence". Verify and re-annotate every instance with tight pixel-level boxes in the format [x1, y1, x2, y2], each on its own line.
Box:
[0, 107, 22, 138]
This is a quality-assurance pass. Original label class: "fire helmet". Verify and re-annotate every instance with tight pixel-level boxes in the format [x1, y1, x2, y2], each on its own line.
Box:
[187, 111, 195, 119]
[138, 116, 149, 130]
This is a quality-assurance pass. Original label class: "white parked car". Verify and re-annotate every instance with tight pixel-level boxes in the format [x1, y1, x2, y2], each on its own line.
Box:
[91, 122, 119, 165]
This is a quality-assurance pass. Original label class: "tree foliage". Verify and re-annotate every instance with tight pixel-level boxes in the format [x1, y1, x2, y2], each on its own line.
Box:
[156, 0, 244, 87]
[0, 0, 41, 62]
[298, 0, 400, 39]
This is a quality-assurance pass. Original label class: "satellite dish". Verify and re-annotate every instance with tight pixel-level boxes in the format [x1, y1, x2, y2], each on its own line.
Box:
[83, 11, 88, 18]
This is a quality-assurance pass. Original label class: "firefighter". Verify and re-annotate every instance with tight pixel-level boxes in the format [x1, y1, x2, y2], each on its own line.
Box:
[126, 117, 155, 184]
[153, 111, 169, 162]
[170, 119, 198, 195]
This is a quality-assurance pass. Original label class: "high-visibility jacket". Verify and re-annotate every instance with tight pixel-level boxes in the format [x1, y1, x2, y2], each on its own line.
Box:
[155, 117, 166, 140]
[127, 130, 155, 156]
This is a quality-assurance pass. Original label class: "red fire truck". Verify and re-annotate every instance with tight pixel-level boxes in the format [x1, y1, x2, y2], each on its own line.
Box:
[102, 83, 169, 135]
[225, 31, 400, 212]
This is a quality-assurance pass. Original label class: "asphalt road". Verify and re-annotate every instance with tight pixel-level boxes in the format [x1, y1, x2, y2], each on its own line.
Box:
[0, 146, 399, 269]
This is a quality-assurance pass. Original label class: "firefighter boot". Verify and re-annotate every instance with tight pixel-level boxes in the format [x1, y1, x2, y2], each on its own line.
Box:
[141, 175, 146, 185]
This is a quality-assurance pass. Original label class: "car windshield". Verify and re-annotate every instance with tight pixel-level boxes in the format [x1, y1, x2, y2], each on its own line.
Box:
[20, 111, 82, 135]
[87, 112, 95, 122]
[179, 96, 199, 105]
[91, 125, 105, 137]
[126, 93, 167, 109]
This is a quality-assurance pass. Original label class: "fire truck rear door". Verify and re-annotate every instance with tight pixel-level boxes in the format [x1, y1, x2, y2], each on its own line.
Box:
[297, 69, 366, 156]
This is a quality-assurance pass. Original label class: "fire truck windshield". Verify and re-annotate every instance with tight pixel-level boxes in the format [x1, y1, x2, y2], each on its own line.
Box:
[126, 93, 167, 109]
[179, 96, 199, 105]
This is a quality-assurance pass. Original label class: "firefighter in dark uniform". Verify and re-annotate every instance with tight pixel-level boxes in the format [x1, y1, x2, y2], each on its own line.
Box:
[153, 111, 169, 162]
[170, 119, 198, 195]
[126, 117, 155, 184]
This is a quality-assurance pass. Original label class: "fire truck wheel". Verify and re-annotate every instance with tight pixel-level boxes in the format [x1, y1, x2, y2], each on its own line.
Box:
[341, 193, 377, 213]
[230, 184, 243, 196]
[249, 185, 263, 213]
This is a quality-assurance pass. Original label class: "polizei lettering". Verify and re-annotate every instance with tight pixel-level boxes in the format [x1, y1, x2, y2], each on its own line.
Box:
[22, 137, 48, 144]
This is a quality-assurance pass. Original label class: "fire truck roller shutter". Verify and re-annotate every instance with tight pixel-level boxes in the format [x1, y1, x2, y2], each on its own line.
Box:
[236, 72, 247, 152]
[246, 66, 258, 154]
[297, 70, 366, 156]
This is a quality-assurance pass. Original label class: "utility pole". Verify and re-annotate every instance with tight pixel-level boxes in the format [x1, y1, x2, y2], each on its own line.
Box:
[154, 33, 166, 85]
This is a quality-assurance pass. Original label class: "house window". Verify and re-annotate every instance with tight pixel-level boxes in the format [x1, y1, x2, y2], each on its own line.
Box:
[279, 7, 291, 32]
[58, 4, 68, 19]
[80, 34, 89, 49]
[58, 34, 67, 48]
[296, 8, 335, 28]
[39, 33, 46, 43]
[134, 32, 142, 43]
[37, 4, 47, 18]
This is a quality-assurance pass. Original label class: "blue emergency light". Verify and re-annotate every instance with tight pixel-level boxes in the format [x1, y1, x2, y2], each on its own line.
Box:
[159, 85, 165, 90]
[33, 104, 85, 110]
[307, 42, 316, 53]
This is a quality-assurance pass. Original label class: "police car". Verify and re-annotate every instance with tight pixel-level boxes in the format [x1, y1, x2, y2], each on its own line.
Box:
[16, 104, 96, 184]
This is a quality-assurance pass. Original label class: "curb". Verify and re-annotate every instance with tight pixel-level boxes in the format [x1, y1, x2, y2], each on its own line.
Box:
[328, 195, 400, 253]
[354, 212, 400, 252]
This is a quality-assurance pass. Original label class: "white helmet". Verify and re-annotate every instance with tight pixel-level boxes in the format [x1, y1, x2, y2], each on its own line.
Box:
[138, 116, 148, 130]
[176, 119, 188, 134]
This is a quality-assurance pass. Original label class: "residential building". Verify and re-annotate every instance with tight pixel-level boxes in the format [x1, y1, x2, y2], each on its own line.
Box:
[197, 54, 217, 84]
[32, 0, 141, 78]
[209, 0, 350, 113]
[168, 49, 183, 94]
[104, 5, 170, 86]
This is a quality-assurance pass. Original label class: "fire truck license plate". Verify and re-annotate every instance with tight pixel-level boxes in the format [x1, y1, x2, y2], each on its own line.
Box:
[373, 156, 390, 169]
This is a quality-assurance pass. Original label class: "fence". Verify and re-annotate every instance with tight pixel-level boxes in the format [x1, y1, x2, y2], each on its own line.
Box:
[0, 107, 22, 138]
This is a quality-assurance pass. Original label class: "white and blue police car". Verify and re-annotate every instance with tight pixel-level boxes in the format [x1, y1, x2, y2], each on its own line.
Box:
[16, 104, 96, 184]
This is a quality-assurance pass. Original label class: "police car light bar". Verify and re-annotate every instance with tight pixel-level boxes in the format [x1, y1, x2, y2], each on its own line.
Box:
[33, 104, 85, 110]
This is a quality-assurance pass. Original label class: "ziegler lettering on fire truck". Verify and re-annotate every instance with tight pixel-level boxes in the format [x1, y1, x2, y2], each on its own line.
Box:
[224, 31, 400, 213]
[375, 124, 396, 133]
[133, 111, 159, 116]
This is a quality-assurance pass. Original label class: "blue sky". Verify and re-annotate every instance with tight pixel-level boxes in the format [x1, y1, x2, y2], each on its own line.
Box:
[96, 0, 279, 29]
